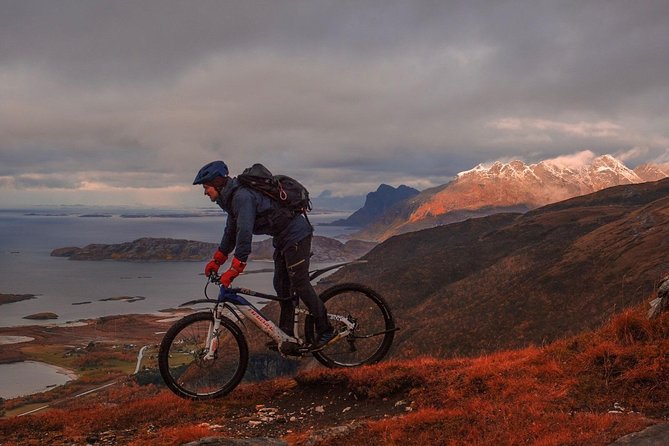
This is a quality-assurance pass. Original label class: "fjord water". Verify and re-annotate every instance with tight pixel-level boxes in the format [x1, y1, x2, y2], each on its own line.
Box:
[0, 207, 355, 328]
[0, 361, 77, 399]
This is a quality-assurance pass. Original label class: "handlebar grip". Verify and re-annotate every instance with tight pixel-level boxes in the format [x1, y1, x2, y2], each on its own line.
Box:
[208, 272, 222, 285]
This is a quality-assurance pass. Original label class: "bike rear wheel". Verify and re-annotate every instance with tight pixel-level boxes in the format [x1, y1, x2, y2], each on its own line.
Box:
[306, 283, 395, 368]
[158, 311, 248, 400]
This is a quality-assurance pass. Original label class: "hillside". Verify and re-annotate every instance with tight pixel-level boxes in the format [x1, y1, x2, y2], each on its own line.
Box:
[1, 305, 667, 445]
[356, 154, 669, 241]
[327, 178, 669, 358]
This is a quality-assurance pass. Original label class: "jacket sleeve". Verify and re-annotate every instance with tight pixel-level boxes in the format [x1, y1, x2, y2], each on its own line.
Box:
[219, 214, 237, 256]
[227, 189, 256, 262]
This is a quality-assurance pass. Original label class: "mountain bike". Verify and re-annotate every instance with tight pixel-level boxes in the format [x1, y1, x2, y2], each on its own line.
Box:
[158, 261, 397, 400]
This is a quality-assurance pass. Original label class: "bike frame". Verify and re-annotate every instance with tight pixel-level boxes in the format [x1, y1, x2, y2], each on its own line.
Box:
[217, 287, 304, 348]
[187, 261, 366, 359]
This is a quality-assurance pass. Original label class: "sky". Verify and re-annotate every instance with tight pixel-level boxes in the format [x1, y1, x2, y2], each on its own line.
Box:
[1, 0, 668, 208]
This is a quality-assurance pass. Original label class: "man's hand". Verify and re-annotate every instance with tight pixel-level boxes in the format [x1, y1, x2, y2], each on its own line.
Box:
[205, 249, 227, 277]
[220, 257, 247, 287]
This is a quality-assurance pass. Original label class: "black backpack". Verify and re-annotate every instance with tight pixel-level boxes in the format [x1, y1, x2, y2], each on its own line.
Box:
[237, 163, 312, 216]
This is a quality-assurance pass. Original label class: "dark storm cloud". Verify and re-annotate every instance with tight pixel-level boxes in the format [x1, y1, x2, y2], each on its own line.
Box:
[0, 0, 445, 84]
[1, 0, 668, 206]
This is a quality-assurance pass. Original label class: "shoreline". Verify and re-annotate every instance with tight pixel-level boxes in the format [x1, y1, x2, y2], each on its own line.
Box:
[0, 312, 173, 402]
[0, 360, 79, 400]
[0, 335, 35, 345]
[24, 360, 80, 381]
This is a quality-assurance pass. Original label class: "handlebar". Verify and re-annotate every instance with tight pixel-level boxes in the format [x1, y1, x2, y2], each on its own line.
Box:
[208, 272, 222, 285]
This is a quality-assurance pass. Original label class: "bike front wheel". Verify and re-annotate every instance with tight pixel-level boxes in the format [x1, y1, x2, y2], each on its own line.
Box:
[158, 311, 248, 400]
[307, 283, 396, 368]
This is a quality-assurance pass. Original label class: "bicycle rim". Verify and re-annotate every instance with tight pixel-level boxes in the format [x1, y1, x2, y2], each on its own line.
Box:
[158, 312, 248, 400]
[309, 283, 395, 368]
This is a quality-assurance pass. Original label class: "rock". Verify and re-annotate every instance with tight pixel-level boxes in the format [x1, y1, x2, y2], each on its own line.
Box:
[302, 422, 364, 446]
[658, 274, 669, 298]
[607, 423, 669, 445]
[648, 274, 669, 319]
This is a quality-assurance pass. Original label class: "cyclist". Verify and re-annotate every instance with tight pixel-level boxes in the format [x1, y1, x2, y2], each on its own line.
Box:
[193, 160, 335, 350]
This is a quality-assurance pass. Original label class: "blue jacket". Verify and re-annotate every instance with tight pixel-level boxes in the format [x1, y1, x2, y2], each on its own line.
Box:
[216, 178, 313, 262]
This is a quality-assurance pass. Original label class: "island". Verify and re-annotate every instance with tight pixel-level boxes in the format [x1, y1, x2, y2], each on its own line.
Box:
[0, 294, 37, 306]
[99, 296, 146, 303]
[23, 312, 59, 320]
[50, 236, 376, 263]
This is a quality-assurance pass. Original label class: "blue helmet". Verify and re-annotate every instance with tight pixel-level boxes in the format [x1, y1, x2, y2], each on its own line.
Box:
[193, 161, 229, 185]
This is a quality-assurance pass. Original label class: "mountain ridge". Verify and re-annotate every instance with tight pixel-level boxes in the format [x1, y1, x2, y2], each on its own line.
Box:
[355, 154, 669, 241]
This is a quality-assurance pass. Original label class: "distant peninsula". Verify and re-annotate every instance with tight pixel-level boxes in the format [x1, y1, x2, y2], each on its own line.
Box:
[51, 236, 376, 263]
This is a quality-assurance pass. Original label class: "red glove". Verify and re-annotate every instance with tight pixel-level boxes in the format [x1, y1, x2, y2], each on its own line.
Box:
[205, 249, 227, 277]
[220, 257, 247, 287]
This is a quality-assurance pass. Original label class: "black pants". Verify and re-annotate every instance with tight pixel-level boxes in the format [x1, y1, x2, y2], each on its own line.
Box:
[273, 235, 331, 337]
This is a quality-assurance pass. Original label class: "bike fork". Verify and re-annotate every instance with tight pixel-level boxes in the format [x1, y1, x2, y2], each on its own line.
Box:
[203, 312, 222, 360]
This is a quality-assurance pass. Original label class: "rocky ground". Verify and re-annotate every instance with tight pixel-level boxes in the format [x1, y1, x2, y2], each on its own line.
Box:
[186, 382, 412, 444]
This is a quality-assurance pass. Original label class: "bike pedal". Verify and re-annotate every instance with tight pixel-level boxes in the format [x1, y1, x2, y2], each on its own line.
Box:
[278, 341, 302, 356]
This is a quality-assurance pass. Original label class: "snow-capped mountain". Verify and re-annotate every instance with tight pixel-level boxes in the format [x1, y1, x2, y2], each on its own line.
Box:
[634, 162, 669, 182]
[355, 154, 669, 240]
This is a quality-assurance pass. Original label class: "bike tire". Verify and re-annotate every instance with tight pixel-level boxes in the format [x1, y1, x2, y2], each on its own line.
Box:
[158, 311, 248, 400]
[306, 283, 395, 368]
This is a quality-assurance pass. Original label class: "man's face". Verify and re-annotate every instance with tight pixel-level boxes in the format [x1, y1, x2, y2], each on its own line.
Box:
[203, 184, 219, 202]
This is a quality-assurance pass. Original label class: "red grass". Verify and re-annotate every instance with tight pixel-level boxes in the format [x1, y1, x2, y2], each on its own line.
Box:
[291, 307, 668, 445]
[1, 306, 667, 445]
[126, 424, 217, 446]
